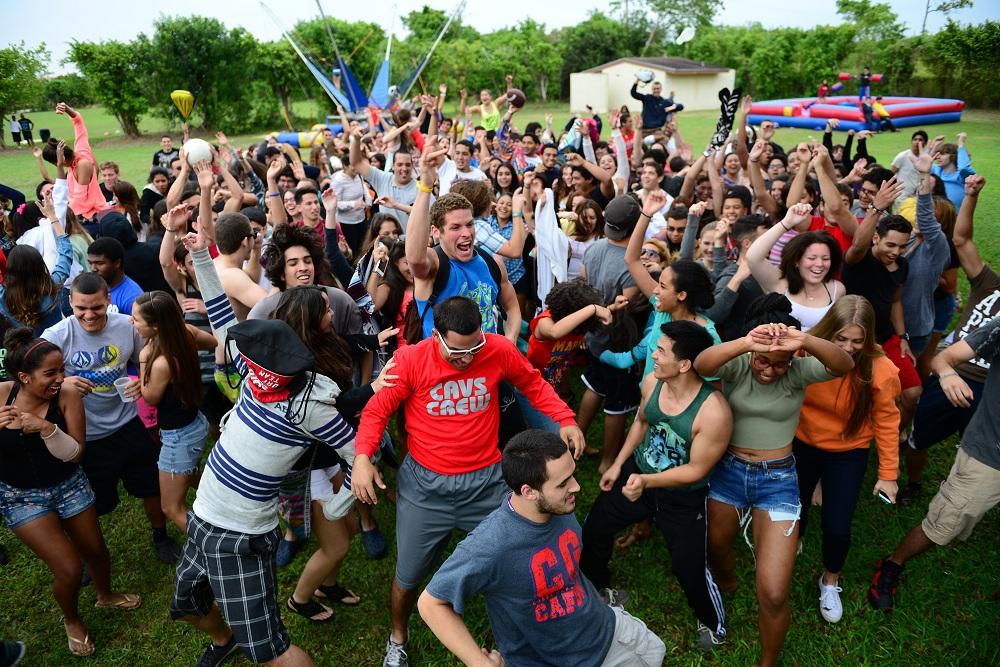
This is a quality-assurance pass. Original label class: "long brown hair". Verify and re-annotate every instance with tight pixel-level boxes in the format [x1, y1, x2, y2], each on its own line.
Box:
[112, 180, 142, 234]
[134, 291, 203, 409]
[808, 295, 882, 438]
[780, 230, 842, 295]
[272, 286, 354, 389]
[3, 245, 60, 328]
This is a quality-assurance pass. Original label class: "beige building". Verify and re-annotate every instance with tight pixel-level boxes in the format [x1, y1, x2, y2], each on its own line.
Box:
[570, 57, 736, 114]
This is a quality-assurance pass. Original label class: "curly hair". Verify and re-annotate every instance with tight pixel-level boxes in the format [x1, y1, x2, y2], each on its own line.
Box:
[429, 192, 474, 230]
[742, 292, 801, 336]
[544, 279, 605, 336]
[262, 223, 332, 290]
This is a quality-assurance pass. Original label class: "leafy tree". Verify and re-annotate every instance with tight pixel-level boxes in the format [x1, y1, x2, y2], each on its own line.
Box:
[921, 0, 974, 35]
[0, 43, 48, 148]
[257, 41, 303, 125]
[555, 11, 649, 94]
[836, 0, 905, 42]
[619, 0, 723, 54]
[925, 19, 1000, 107]
[67, 40, 146, 136]
[292, 16, 385, 109]
[41, 73, 95, 108]
[144, 16, 277, 132]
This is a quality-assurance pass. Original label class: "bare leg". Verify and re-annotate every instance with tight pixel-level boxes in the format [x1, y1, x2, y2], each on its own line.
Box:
[706, 499, 741, 593]
[14, 513, 87, 639]
[898, 386, 922, 440]
[357, 501, 377, 532]
[390, 579, 419, 644]
[752, 509, 799, 667]
[180, 605, 232, 647]
[291, 505, 354, 615]
[267, 644, 315, 666]
[576, 388, 603, 434]
[142, 495, 167, 530]
[159, 471, 195, 534]
[61, 506, 129, 606]
[890, 524, 936, 566]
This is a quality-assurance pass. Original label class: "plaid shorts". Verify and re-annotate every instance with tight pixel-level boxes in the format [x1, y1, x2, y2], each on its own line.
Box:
[170, 513, 289, 663]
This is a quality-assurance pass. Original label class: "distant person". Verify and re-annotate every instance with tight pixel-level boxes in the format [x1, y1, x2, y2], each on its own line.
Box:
[629, 80, 683, 136]
[17, 114, 34, 147]
[9, 115, 21, 147]
[87, 237, 143, 316]
[153, 135, 179, 171]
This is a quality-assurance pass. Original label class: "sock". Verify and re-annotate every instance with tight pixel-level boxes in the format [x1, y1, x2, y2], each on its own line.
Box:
[152, 526, 169, 543]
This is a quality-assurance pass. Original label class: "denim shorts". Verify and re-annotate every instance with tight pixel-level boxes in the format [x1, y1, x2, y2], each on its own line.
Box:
[0, 467, 96, 530]
[933, 292, 958, 334]
[708, 452, 801, 523]
[158, 412, 209, 475]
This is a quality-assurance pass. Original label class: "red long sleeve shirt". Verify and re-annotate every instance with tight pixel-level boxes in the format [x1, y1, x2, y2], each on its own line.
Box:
[356, 334, 577, 475]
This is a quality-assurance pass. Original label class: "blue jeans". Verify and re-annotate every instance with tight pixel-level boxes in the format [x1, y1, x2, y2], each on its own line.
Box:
[158, 412, 209, 475]
[708, 452, 801, 524]
[515, 389, 560, 433]
[0, 467, 95, 529]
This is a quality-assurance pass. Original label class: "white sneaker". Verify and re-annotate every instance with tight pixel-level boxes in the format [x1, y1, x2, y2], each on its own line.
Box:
[818, 575, 843, 623]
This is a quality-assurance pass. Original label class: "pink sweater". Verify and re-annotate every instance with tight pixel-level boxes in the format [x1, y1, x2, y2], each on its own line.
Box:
[67, 114, 111, 220]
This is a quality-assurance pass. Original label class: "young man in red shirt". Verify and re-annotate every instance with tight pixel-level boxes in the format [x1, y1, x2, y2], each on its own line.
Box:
[352, 296, 585, 667]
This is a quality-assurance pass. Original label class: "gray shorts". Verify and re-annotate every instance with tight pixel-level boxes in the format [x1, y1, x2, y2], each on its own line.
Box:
[394, 455, 506, 590]
[601, 606, 666, 667]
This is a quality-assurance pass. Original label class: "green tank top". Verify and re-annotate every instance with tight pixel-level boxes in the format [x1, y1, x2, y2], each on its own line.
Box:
[634, 380, 716, 488]
[480, 102, 501, 131]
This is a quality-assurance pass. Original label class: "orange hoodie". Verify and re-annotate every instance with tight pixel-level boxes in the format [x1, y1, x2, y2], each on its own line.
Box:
[67, 113, 111, 220]
[796, 355, 901, 480]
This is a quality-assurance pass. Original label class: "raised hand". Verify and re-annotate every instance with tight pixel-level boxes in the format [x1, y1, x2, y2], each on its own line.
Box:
[964, 174, 985, 197]
[688, 200, 709, 218]
[182, 231, 207, 253]
[874, 175, 905, 211]
[193, 160, 215, 189]
[760, 120, 776, 141]
[782, 202, 812, 229]
[740, 94, 753, 116]
[749, 139, 767, 163]
[642, 190, 668, 218]
[267, 154, 287, 182]
[164, 203, 189, 232]
[55, 140, 67, 168]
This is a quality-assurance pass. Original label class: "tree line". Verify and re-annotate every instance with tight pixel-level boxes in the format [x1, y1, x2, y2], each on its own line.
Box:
[1, 1, 996, 141]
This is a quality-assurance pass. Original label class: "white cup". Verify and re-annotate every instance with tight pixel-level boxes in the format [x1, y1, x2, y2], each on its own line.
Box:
[113, 377, 137, 403]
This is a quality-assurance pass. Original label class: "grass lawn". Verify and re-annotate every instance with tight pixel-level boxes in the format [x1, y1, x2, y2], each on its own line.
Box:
[0, 104, 999, 666]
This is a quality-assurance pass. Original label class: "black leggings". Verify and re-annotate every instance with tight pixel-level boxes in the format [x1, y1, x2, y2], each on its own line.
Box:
[793, 438, 869, 574]
[580, 458, 725, 635]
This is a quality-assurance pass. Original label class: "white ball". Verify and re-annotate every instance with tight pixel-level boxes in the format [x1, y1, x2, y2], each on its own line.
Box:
[183, 138, 212, 166]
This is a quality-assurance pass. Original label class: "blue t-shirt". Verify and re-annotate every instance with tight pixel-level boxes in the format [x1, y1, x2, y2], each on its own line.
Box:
[426, 496, 616, 666]
[417, 253, 499, 339]
[109, 275, 143, 316]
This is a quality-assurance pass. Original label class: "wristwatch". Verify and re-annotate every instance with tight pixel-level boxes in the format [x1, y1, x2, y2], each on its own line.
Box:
[867, 203, 886, 215]
[899, 332, 911, 342]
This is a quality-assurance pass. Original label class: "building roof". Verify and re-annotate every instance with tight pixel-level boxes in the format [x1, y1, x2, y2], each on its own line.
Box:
[584, 57, 730, 75]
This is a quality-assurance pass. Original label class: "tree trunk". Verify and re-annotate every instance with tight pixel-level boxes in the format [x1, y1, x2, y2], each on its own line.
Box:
[117, 113, 140, 137]
[538, 75, 548, 104]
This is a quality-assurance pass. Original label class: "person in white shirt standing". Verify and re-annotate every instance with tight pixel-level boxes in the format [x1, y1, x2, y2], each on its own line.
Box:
[891, 130, 928, 207]
[331, 163, 371, 256]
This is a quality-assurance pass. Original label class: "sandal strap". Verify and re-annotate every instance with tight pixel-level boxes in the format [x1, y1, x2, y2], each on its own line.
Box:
[286, 596, 333, 622]
[316, 583, 361, 604]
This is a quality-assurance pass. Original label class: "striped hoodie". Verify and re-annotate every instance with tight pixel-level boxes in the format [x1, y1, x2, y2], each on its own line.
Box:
[189, 246, 356, 535]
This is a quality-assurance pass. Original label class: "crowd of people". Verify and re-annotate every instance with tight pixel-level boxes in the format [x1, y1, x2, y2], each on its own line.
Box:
[0, 78, 996, 667]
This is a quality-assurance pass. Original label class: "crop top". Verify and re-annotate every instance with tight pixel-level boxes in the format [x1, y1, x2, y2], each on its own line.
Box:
[0, 384, 75, 489]
[717, 353, 833, 450]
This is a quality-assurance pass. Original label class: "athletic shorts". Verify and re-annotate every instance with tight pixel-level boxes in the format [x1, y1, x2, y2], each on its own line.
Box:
[170, 514, 289, 663]
[600, 605, 667, 667]
[922, 448, 1000, 545]
[82, 417, 160, 515]
[394, 455, 506, 590]
[0, 467, 95, 530]
[581, 354, 641, 415]
[908, 374, 985, 451]
[883, 335, 922, 391]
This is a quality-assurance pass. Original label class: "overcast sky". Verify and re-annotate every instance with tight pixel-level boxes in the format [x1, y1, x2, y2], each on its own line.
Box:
[9, 0, 992, 75]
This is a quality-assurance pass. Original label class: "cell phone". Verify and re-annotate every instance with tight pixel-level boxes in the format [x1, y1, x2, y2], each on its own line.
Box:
[374, 256, 388, 277]
[876, 490, 893, 504]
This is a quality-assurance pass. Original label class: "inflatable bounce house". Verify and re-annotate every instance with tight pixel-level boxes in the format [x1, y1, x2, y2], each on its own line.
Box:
[261, 0, 466, 147]
[749, 72, 964, 132]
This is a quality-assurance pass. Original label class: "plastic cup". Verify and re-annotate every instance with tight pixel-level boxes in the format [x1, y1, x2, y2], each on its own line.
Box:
[113, 377, 136, 403]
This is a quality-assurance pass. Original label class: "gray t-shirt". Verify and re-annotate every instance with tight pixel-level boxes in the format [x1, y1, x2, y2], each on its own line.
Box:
[426, 496, 616, 667]
[582, 240, 635, 352]
[366, 167, 418, 230]
[959, 313, 1000, 471]
[43, 313, 142, 440]
[247, 286, 364, 336]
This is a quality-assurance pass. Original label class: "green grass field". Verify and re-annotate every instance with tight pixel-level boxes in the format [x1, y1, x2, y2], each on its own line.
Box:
[0, 105, 998, 666]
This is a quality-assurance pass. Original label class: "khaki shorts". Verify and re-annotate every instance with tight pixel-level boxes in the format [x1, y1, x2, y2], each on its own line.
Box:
[600, 606, 666, 667]
[922, 448, 1000, 546]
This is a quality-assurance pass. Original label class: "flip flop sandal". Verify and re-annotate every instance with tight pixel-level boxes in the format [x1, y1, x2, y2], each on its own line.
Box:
[95, 593, 142, 610]
[286, 596, 334, 623]
[64, 623, 95, 657]
[314, 583, 361, 606]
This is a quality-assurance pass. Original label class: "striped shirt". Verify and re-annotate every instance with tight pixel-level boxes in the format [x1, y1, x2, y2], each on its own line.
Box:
[190, 246, 356, 535]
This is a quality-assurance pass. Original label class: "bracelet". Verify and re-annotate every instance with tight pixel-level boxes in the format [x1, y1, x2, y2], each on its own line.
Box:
[267, 192, 280, 198]
[938, 371, 958, 379]
[416, 181, 434, 194]
[512, 211, 524, 218]
[639, 212, 651, 219]
[593, 304, 599, 317]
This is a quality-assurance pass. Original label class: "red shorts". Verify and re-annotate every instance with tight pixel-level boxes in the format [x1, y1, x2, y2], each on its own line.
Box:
[883, 335, 922, 391]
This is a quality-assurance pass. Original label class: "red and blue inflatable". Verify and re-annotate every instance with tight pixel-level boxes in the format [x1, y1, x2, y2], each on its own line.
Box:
[748, 96, 964, 132]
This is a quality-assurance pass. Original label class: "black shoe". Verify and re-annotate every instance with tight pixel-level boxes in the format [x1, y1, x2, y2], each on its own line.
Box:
[0, 544, 7, 566]
[0, 641, 26, 667]
[898, 482, 924, 507]
[153, 536, 182, 565]
[195, 635, 239, 667]
[868, 557, 903, 611]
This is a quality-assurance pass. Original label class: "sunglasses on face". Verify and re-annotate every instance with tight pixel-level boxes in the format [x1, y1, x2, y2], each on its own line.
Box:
[435, 331, 486, 359]
[641, 248, 662, 259]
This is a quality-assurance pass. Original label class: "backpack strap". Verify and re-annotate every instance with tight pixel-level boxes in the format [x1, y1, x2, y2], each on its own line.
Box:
[418, 245, 503, 334]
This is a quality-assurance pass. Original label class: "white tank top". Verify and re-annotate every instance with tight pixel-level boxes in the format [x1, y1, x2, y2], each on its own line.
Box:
[786, 283, 839, 332]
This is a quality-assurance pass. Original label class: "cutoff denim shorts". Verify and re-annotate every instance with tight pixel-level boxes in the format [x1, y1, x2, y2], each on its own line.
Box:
[158, 412, 209, 475]
[708, 452, 801, 523]
[0, 467, 95, 529]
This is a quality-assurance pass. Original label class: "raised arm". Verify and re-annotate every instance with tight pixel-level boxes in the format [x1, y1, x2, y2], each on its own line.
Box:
[405, 139, 449, 283]
[265, 155, 288, 226]
[56, 104, 95, 186]
[746, 203, 812, 291]
[166, 148, 190, 209]
[844, 176, 904, 265]
[953, 175, 985, 279]
[748, 139, 779, 220]
[678, 148, 711, 204]
[735, 95, 751, 169]
[185, 235, 238, 343]
[32, 147, 53, 184]
[158, 204, 188, 293]
[813, 144, 858, 237]
[679, 201, 708, 260]
[785, 143, 813, 213]
[625, 191, 670, 298]
[193, 161, 216, 246]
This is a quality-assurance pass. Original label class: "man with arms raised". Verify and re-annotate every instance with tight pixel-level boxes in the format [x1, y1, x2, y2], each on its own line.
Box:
[348, 127, 418, 229]
[419, 430, 666, 667]
[353, 296, 584, 667]
[213, 212, 268, 321]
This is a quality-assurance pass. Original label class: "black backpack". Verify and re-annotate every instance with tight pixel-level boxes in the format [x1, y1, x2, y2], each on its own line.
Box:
[410, 245, 503, 340]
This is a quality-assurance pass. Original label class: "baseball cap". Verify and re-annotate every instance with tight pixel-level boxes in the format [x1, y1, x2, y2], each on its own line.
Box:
[603, 195, 642, 241]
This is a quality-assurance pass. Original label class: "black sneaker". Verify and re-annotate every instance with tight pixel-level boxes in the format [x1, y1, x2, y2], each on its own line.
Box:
[195, 636, 239, 667]
[153, 536, 182, 565]
[898, 482, 924, 507]
[0, 641, 26, 667]
[868, 557, 904, 611]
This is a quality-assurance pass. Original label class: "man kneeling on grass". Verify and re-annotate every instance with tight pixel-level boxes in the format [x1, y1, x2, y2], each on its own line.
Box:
[418, 430, 666, 667]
